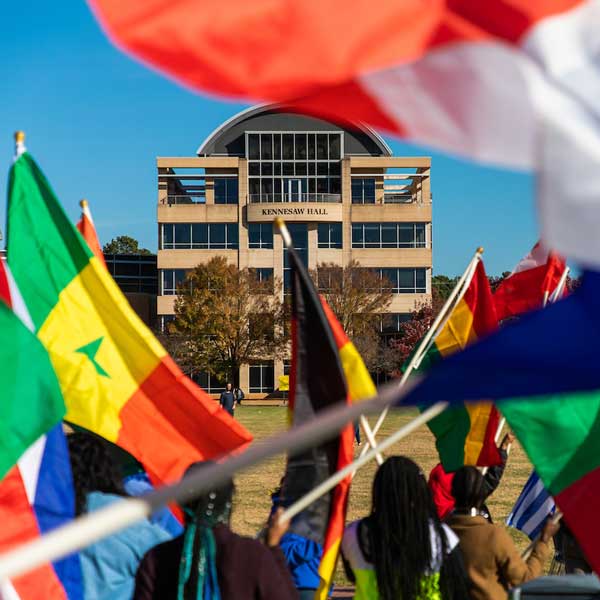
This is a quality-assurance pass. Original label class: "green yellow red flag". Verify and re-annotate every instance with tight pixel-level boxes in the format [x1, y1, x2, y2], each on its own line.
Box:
[7, 151, 252, 484]
[414, 261, 502, 471]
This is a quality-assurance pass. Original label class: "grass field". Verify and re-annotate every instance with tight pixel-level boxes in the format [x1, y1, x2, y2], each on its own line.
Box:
[229, 405, 536, 585]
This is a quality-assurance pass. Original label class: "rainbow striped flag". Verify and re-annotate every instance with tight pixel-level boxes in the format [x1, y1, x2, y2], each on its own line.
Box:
[7, 150, 253, 485]
[415, 261, 502, 471]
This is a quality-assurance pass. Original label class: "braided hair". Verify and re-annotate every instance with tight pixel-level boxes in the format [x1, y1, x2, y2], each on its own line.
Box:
[178, 462, 235, 600]
[67, 432, 125, 516]
[367, 456, 453, 600]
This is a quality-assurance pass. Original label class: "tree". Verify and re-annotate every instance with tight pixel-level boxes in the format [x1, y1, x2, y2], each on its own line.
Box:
[169, 257, 284, 387]
[311, 261, 393, 372]
[103, 235, 152, 255]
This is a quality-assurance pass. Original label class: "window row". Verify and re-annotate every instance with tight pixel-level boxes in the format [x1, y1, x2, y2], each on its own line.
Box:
[249, 162, 341, 177]
[352, 223, 427, 248]
[373, 268, 427, 294]
[248, 176, 341, 200]
[246, 133, 342, 161]
[161, 223, 239, 250]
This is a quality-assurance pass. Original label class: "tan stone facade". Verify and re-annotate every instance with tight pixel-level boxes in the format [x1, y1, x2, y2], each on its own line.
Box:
[156, 106, 432, 397]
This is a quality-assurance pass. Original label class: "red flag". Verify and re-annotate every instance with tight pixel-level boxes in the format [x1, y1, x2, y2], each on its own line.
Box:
[76, 199, 106, 268]
[494, 242, 566, 321]
[88, 0, 600, 269]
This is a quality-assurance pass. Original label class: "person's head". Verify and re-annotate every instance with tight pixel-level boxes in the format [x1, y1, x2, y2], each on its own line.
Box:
[180, 461, 235, 527]
[67, 432, 124, 515]
[369, 456, 446, 600]
[451, 466, 487, 511]
[226, 382, 232, 391]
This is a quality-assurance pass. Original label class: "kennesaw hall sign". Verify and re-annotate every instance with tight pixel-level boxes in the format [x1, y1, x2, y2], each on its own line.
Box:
[247, 203, 343, 223]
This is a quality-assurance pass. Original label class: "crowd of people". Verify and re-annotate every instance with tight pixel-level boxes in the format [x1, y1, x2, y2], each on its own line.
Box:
[67, 430, 591, 600]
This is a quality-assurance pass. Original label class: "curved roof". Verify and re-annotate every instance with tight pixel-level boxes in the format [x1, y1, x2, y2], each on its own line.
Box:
[196, 104, 392, 157]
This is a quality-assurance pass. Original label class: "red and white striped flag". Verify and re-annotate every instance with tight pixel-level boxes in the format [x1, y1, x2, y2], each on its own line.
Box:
[88, 0, 600, 267]
[494, 242, 566, 320]
[76, 199, 106, 267]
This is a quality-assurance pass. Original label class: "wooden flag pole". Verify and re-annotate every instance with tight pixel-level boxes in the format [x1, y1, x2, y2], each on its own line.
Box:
[358, 247, 484, 459]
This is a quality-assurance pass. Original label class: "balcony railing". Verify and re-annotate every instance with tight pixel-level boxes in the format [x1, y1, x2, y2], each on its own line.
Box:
[248, 193, 341, 203]
[161, 194, 206, 205]
[383, 193, 413, 204]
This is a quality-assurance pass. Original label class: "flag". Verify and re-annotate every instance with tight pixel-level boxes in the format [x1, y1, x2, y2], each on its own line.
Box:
[494, 242, 566, 321]
[283, 239, 374, 599]
[0, 260, 83, 599]
[500, 393, 599, 569]
[0, 426, 84, 600]
[76, 199, 106, 268]
[506, 471, 555, 540]
[414, 261, 502, 472]
[398, 271, 600, 571]
[89, 0, 600, 268]
[7, 149, 253, 485]
[0, 260, 64, 480]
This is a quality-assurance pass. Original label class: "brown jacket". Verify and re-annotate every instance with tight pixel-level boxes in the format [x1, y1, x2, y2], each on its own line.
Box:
[447, 514, 550, 600]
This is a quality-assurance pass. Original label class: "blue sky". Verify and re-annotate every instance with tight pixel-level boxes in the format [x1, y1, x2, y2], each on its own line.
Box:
[1, 0, 538, 276]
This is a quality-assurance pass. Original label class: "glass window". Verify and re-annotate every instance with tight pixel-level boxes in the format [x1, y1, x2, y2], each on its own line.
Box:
[249, 163, 260, 176]
[329, 134, 341, 160]
[351, 178, 376, 203]
[208, 223, 225, 248]
[381, 223, 397, 248]
[398, 223, 414, 247]
[282, 134, 294, 160]
[249, 362, 274, 393]
[364, 223, 380, 248]
[161, 224, 174, 249]
[214, 178, 239, 204]
[261, 134, 272, 160]
[316, 134, 328, 159]
[273, 134, 281, 160]
[295, 134, 307, 159]
[248, 223, 273, 249]
[161, 269, 187, 295]
[250, 268, 274, 293]
[174, 223, 191, 248]
[193, 371, 226, 394]
[318, 223, 343, 249]
[351, 224, 363, 247]
[416, 223, 426, 248]
[227, 224, 239, 249]
[307, 134, 316, 160]
[415, 268, 427, 292]
[398, 269, 415, 291]
[247, 134, 260, 160]
[190, 223, 206, 248]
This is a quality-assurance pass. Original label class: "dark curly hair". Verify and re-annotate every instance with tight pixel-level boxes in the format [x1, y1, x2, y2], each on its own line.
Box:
[67, 432, 125, 515]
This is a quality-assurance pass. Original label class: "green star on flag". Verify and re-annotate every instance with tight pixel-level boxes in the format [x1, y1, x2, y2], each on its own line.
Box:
[76, 337, 109, 377]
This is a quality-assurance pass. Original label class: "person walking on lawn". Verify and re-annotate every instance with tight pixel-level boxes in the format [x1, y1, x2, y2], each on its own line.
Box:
[219, 383, 236, 417]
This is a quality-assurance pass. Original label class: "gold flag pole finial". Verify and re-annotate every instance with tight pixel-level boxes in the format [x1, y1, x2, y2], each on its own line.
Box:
[274, 217, 292, 248]
[476, 246, 484, 255]
[14, 131, 26, 160]
[80, 198, 89, 209]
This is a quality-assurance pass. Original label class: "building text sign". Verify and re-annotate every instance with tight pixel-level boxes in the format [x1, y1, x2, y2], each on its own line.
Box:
[247, 203, 342, 223]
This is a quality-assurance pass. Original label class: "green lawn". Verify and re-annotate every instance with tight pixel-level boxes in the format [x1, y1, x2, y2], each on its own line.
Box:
[229, 405, 535, 585]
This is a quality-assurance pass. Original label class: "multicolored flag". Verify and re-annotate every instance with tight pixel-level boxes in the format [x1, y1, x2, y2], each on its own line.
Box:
[0, 260, 82, 599]
[76, 199, 106, 268]
[413, 261, 502, 472]
[494, 242, 566, 321]
[283, 231, 375, 599]
[0, 261, 64, 480]
[398, 271, 600, 570]
[89, 0, 600, 268]
[7, 146, 253, 486]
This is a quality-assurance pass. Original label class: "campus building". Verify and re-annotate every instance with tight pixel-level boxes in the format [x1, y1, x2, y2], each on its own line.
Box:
[156, 105, 432, 397]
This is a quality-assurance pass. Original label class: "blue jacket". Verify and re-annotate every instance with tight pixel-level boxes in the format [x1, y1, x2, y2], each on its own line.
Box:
[279, 532, 323, 591]
[80, 492, 172, 600]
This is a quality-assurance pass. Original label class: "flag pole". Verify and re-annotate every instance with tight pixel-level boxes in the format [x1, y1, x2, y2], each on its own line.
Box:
[359, 247, 484, 458]
[521, 511, 563, 560]
[278, 401, 448, 524]
[548, 266, 570, 304]
[275, 217, 384, 464]
[0, 374, 419, 582]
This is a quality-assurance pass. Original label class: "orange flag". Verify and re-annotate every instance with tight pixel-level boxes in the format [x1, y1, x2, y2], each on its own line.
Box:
[77, 199, 106, 268]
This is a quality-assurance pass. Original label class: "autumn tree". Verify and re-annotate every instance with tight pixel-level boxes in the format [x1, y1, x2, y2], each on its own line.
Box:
[168, 257, 284, 387]
[103, 235, 152, 255]
[311, 261, 393, 372]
